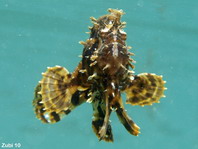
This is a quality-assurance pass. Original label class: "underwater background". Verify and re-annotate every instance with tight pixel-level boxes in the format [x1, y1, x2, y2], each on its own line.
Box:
[0, 0, 197, 149]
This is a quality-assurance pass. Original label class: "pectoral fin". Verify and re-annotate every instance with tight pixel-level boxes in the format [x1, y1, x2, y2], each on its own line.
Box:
[125, 73, 166, 106]
[33, 65, 89, 123]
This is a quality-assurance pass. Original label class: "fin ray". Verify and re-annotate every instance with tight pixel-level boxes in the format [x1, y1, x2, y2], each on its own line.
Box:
[33, 84, 89, 123]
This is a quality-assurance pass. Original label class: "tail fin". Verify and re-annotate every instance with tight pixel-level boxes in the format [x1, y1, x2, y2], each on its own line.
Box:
[91, 92, 113, 142]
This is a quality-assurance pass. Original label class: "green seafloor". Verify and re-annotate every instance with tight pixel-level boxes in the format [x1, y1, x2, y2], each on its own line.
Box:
[0, 0, 197, 149]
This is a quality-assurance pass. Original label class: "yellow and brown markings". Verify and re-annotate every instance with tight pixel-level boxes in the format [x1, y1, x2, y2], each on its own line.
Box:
[33, 8, 166, 142]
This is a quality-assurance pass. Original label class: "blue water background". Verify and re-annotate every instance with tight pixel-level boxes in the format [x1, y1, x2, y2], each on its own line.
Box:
[0, 0, 197, 149]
